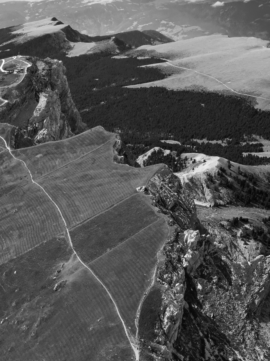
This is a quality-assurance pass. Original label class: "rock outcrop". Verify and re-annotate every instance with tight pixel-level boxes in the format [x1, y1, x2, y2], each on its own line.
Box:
[176, 153, 270, 208]
[28, 58, 86, 144]
[138, 168, 270, 361]
[1, 57, 86, 148]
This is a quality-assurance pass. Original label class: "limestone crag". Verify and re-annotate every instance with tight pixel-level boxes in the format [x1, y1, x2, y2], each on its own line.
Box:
[1, 57, 86, 148]
[28, 58, 86, 144]
[138, 169, 270, 361]
[180, 173, 231, 207]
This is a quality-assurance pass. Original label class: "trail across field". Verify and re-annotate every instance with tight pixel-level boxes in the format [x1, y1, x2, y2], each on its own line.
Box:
[0, 134, 140, 360]
[0, 56, 31, 107]
[130, 56, 270, 110]
[162, 59, 270, 106]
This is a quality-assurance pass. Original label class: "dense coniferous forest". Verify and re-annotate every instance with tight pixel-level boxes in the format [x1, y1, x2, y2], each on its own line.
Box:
[189, 141, 269, 166]
[217, 167, 270, 209]
[3, 44, 270, 165]
[58, 54, 270, 138]
[55, 53, 270, 165]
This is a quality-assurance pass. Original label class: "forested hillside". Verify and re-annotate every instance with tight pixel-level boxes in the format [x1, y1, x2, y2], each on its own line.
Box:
[56, 53, 270, 165]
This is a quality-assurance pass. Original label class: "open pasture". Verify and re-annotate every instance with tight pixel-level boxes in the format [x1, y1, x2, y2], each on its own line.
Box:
[71, 193, 159, 263]
[90, 218, 168, 335]
[0, 123, 15, 146]
[30, 129, 163, 228]
[0, 125, 170, 359]
[16, 126, 114, 178]
[0, 235, 133, 361]
[131, 35, 270, 110]
[0, 149, 30, 192]
[0, 181, 64, 265]
[0, 150, 64, 265]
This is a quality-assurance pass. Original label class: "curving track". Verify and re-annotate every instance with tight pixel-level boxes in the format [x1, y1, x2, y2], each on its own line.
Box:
[0, 56, 31, 107]
[0, 134, 140, 360]
[160, 58, 270, 108]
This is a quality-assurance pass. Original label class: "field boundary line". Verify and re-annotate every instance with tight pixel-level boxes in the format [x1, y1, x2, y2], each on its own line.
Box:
[0, 236, 65, 267]
[0, 134, 140, 360]
[35, 139, 112, 180]
[90, 218, 161, 266]
[69, 162, 165, 233]
[10, 126, 113, 151]
[70, 192, 138, 231]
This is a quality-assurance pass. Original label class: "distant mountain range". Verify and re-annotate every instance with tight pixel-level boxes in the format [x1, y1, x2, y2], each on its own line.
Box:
[1, 0, 270, 41]
[0, 17, 173, 58]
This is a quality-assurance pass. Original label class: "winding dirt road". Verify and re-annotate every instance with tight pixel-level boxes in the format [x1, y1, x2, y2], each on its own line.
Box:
[0, 56, 31, 107]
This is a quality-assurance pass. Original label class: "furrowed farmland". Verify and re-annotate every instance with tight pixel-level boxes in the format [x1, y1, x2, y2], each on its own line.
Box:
[0, 124, 171, 360]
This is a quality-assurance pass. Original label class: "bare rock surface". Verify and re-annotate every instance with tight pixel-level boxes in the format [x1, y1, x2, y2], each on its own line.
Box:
[0, 56, 86, 147]
[137, 169, 270, 361]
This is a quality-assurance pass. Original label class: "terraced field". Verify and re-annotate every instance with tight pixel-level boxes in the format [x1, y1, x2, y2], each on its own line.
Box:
[0, 124, 169, 360]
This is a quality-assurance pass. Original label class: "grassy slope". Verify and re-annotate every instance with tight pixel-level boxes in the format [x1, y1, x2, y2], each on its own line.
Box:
[0, 125, 169, 360]
[0, 236, 133, 361]
[131, 35, 270, 110]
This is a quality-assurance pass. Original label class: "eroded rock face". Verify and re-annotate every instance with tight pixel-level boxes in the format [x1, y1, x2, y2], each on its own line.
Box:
[139, 169, 270, 361]
[29, 58, 86, 144]
[193, 223, 270, 361]
[1, 57, 86, 147]
[180, 174, 232, 207]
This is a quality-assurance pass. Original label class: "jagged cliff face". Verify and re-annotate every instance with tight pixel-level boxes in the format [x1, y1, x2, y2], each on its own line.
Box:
[0, 57, 86, 147]
[139, 169, 270, 361]
[28, 58, 86, 144]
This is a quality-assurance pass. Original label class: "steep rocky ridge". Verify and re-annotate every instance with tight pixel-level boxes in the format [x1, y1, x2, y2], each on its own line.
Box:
[0, 56, 86, 147]
[136, 167, 270, 360]
[136, 148, 270, 208]
[177, 153, 270, 208]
